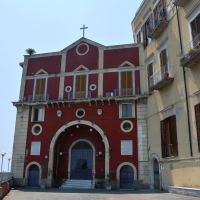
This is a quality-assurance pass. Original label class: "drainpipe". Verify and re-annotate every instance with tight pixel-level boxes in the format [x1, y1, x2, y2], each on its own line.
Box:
[176, 6, 193, 157]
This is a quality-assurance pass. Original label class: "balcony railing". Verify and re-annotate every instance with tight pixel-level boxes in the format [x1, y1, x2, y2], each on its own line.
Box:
[28, 94, 50, 102]
[150, 65, 174, 90]
[173, 0, 188, 7]
[162, 144, 178, 157]
[68, 91, 91, 99]
[148, 9, 169, 39]
[114, 88, 145, 96]
[179, 33, 200, 68]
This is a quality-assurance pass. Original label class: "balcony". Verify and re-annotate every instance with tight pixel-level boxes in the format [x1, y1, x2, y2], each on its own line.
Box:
[150, 65, 174, 90]
[148, 9, 169, 39]
[179, 34, 200, 68]
[114, 88, 145, 97]
[28, 94, 50, 102]
[173, 0, 188, 7]
[68, 91, 91, 99]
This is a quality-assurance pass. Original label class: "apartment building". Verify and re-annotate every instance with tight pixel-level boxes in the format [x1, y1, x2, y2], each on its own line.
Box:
[132, 0, 200, 189]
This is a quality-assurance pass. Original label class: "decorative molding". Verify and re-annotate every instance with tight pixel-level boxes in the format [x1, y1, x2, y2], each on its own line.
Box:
[142, 8, 152, 21]
[73, 65, 89, 72]
[144, 53, 154, 63]
[194, 90, 200, 103]
[161, 105, 174, 119]
[35, 69, 48, 76]
[185, 1, 200, 19]
[156, 37, 168, 50]
[118, 61, 135, 68]
[76, 43, 90, 56]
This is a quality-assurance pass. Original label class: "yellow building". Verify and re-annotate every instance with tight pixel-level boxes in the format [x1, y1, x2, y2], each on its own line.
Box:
[132, 0, 200, 192]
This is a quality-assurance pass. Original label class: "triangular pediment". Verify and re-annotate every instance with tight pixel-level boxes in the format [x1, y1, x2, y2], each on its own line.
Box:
[35, 69, 48, 76]
[74, 65, 89, 72]
[118, 61, 135, 68]
[61, 37, 105, 52]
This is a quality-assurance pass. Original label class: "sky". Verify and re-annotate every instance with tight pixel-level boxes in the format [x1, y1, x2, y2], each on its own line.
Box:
[0, 0, 142, 172]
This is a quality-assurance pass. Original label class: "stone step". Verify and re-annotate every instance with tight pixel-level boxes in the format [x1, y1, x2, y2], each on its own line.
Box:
[60, 179, 94, 189]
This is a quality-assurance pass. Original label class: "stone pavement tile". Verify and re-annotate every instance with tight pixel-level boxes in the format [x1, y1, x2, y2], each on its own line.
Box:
[3, 188, 200, 200]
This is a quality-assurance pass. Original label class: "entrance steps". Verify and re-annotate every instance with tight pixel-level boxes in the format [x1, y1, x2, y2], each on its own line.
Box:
[60, 179, 95, 189]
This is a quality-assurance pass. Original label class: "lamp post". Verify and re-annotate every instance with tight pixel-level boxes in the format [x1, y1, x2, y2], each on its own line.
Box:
[1, 151, 6, 182]
[8, 157, 11, 172]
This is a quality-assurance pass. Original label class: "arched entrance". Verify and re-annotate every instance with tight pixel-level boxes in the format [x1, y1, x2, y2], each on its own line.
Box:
[28, 164, 39, 187]
[120, 165, 134, 189]
[70, 141, 93, 180]
[154, 160, 160, 189]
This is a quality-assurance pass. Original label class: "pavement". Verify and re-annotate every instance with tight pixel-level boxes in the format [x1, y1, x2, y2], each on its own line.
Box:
[3, 187, 200, 200]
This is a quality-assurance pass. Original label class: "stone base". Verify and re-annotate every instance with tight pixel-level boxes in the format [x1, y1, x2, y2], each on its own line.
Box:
[134, 180, 143, 190]
[13, 178, 24, 186]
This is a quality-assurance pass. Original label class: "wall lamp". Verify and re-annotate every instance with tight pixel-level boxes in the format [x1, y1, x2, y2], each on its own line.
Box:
[98, 151, 104, 158]
[59, 152, 64, 158]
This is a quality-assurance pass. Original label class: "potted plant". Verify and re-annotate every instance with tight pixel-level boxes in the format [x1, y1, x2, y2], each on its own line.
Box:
[180, 55, 186, 62]
[54, 175, 62, 188]
[163, 71, 169, 78]
[188, 48, 196, 56]
[96, 176, 104, 189]
[105, 170, 116, 190]
[40, 164, 48, 189]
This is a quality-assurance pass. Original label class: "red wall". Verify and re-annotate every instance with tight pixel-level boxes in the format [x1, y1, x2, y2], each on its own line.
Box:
[24, 101, 138, 179]
[88, 74, 98, 98]
[104, 47, 139, 69]
[27, 55, 62, 76]
[47, 77, 60, 100]
[65, 42, 98, 72]
[63, 76, 74, 99]
[103, 72, 118, 96]
[24, 80, 34, 101]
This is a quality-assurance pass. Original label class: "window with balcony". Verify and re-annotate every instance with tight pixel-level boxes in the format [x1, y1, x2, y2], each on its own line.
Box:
[194, 104, 200, 152]
[121, 71, 133, 96]
[147, 62, 154, 94]
[120, 103, 135, 119]
[142, 14, 153, 49]
[160, 115, 178, 158]
[179, 13, 200, 67]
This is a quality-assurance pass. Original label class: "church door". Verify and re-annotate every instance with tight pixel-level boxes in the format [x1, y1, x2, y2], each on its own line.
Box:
[28, 165, 39, 187]
[120, 165, 134, 189]
[70, 141, 93, 180]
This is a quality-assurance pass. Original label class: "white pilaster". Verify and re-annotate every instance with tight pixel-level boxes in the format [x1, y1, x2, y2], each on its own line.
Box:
[98, 49, 104, 97]
[59, 53, 67, 99]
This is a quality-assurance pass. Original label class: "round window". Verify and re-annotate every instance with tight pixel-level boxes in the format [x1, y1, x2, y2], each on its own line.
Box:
[65, 86, 72, 93]
[89, 84, 97, 91]
[32, 124, 42, 135]
[76, 43, 89, 56]
[76, 109, 85, 118]
[120, 120, 133, 133]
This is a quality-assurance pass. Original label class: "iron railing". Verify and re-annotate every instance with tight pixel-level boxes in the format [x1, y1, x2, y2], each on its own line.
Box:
[150, 65, 172, 88]
[114, 88, 145, 96]
[68, 91, 91, 99]
[28, 94, 50, 102]
[179, 33, 200, 65]
[0, 172, 12, 182]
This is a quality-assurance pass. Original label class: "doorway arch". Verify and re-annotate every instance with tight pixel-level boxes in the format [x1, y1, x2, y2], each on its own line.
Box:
[48, 120, 110, 186]
[28, 164, 39, 187]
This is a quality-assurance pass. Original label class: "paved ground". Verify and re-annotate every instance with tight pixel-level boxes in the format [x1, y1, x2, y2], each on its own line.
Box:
[3, 188, 199, 200]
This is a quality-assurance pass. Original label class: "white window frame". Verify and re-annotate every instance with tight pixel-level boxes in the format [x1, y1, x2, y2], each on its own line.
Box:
[119, 102, 135, 119]
[33, 76, 48, 101]
[73, 72, 89, 98]
[188, 11, 200, 44]
[118, 69, 135, 96]
[31, 106, 45, 122]
[30, 141, 41, 155]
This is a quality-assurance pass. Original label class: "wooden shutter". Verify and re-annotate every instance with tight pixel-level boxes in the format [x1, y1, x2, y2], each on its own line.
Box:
[76, 75, 86, 92]
[35, 78, 46, 95]
[160, 120, 166, 158]
[121, 71, 132, 89]
[171, 115, 178, 156]
[148, 63, 153, 93]
[195, 104, 200, 152]
[160, 49, 167, 68]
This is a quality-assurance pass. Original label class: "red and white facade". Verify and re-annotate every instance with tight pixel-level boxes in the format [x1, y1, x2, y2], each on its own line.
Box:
[12, 38, 149, 189]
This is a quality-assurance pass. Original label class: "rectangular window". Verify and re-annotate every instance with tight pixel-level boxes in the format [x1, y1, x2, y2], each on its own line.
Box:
[190, 13, 200, 40]
[159, 48, 169, 77]
[194, 104, 200, 152]
[120, 103, 135, 118]
[75, 74, 87, 98]
[32, 107, 44, 122]
[30, 142, 41, 155]
[160, 115, 178, 158]
[121, 71, 133, 95]
[147, 62, 154, 93]
[121, 140, 133, 155]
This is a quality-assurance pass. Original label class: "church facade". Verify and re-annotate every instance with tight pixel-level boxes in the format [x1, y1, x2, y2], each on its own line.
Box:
[12, 38, 149, 189]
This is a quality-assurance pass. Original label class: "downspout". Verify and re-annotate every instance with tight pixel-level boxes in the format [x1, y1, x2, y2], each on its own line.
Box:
[176, 6, 193, 157]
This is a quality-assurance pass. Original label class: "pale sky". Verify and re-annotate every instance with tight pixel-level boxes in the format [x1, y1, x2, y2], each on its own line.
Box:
[0, 0, 142, 172]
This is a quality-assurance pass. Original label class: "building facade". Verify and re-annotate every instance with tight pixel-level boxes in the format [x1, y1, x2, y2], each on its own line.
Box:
[12, 38, 150, 189]
[132, 0, 200, 190]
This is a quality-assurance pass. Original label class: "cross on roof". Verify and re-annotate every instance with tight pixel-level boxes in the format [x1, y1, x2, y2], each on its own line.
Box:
[80, 24, 88, 37]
